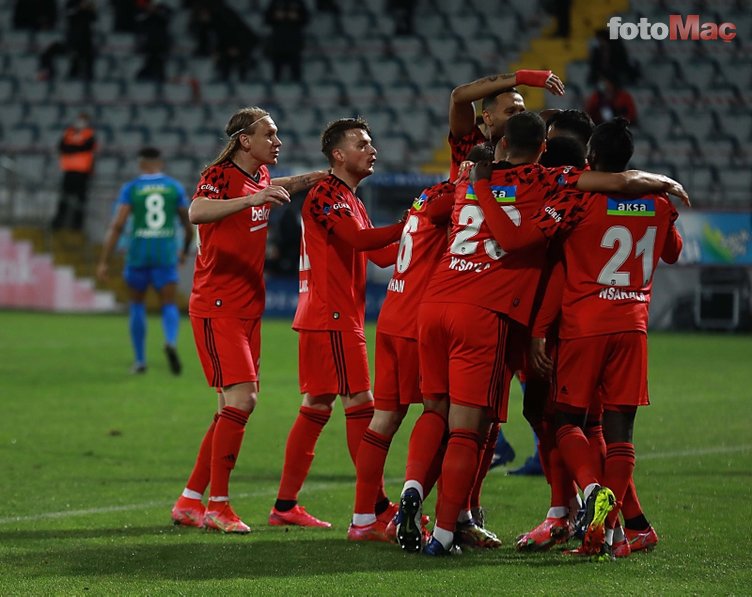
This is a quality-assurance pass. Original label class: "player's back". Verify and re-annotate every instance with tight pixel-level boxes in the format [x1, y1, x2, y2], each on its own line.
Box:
[293, 174, 372, 332]
[377, 182, 454, 340]
[558, 191, 681, 338]
[423, 163, 572, 326]
[125, 173, 186, 268]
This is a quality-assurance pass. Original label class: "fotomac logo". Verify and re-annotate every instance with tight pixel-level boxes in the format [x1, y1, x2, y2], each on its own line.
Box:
[607, 15, 736, 43]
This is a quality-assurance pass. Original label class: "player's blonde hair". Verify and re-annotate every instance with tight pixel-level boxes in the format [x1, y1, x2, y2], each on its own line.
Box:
[204, 107, 271, 171]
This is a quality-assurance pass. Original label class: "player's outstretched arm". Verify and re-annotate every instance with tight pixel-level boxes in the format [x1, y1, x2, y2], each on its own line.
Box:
[449, 70, 565, 138]
[97, 204, 131, 281]
[330, 215, 404, 252]
[271, 170, 329, 195]
[367, 243, 399, 268]
[189, 185, 290, 224]
[661, 209, 684, 264]
[576, 171, 691, 206]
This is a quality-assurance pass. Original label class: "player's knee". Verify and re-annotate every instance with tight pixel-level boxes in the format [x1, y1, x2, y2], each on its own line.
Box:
[369, 408, 405, 437]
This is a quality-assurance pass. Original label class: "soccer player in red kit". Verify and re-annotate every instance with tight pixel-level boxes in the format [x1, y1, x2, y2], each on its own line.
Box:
[472, 117, 685, 559]
[448, 69, 565, 180]
[269, 118, 405, 528]
[347, 179, 455, 542]
[170, 107, 327, 533]
[412, 112, 687, 555]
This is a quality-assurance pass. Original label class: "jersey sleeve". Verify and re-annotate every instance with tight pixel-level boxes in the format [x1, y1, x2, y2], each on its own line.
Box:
[309, 186, 356, 233]
[448, 128, 486, 179]
[661, 199, 683, 264]
[115, 182, 132, 207]
[423, 181, 455, 225]
[533, 188, 591, 239]
[193, 166, 228, 201]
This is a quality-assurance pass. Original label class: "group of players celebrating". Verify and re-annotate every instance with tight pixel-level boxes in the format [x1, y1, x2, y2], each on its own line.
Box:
[168, 66, 687, 562]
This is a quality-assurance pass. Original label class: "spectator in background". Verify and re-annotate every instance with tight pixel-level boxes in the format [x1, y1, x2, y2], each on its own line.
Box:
[542, 0, 571, 38]
[388, 0, 416, 36]
[585, 76, 638, 126]
[52, 112, 97, 231]
[186, 0, 215, 56]
[213, 3, 258, 81]
[588, 28, 639, 86]
[136, 0, 172, 82]
[112, 0, 138, 32]
[13, 0, 57, 30]
[65, 0, 97, 80]
[264, 0, 309, 82]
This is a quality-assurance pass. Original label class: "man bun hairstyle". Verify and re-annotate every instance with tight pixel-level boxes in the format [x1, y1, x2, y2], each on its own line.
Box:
[588, 116, 634, 172]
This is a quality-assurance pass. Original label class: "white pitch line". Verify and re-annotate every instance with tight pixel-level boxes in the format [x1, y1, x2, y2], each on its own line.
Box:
[1, 445, 750, 526]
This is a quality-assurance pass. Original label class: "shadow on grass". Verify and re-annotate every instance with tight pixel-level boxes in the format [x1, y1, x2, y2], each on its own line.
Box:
[0, 529, 588, 580]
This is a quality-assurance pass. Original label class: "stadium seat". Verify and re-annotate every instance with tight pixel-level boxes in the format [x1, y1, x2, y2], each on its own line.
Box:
[0, 75, 17, 102]
[161, 81, 193, 104]
[27, 103, 62, 130]
[8, 124, 38, 149]
[95, 154, 123, 179]
[414, 13, 448, 38]
[401, 57, 442, 88]
[98, 105, 134, 130]
[722, 169, 752, 191]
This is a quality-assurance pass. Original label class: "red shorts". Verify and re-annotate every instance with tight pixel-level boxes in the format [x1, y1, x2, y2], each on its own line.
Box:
[374, 331, 421, 411]
[298, 329, 371, 396]
[554, 332, 649, 411]
[191, 316, 261, 388]
[418, 302, 523, 422]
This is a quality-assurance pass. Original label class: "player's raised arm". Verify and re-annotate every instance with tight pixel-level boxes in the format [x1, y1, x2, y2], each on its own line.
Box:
[189, 185, 290, 224]
[271, 170, 329, 195]
[450, 70, 565, 138]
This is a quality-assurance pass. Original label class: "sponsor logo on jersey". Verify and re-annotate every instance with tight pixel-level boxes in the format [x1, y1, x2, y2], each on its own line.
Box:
[134, 229, 173, 239]
[251, 205, 271, 222]
[607, 198, 655, 216]
[200, 184, 220, 194]
[465, 184, 517, 203]
[544, 205, 563, 222]
[412, 192, 428, 211]
[598, 287, 649, 302]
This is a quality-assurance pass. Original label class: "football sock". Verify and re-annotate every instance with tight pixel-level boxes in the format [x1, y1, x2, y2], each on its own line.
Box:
[433, 526, 454, 550]
[624, 514, 650, 532]
[603, 442, 636, 528]
[435, 429, 481, 533]
[345, 403, 387, 504]
[605, 527, 614, 546]
[404, 410, 447, 491]
[274, 499, 296, 512]
[182, 489, 203, 500]
[469, 423, 498, 509]
[374, 496, 391, 517]
[209, 406, 249, 500]
[549, 445, 578, 508]
[422, 440, 447, 499]
[547, 506, 568, 519]
[585, 419, 607, 478]
[161, 303, 180, 346]
[276, 405, 331, 502]
[402, 480, 424, 501]
[129, 302, 146, 365]
[613, 525, 626, 543]
[556, 424, 599, 490]
[621, 479, 647, 522]
[456, 509, 472, 524]
[353, 429, 392, 515]
[185, 412, 219, 495]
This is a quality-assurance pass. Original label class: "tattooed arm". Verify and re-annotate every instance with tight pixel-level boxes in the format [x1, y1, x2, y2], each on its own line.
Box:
[271, 170, 329, 195]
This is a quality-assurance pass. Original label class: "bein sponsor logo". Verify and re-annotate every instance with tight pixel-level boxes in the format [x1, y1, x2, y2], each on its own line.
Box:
[607, 15, 736, 43]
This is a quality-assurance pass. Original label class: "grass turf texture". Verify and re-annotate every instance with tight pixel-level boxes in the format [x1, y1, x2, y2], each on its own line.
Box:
[0, 311, 750, 595]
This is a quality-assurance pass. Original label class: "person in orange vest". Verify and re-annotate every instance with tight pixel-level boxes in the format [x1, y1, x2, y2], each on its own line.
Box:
[52, 112, 97, 231]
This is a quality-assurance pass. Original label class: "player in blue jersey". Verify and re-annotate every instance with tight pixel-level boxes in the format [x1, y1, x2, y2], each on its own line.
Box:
[97, 147, 194, 374]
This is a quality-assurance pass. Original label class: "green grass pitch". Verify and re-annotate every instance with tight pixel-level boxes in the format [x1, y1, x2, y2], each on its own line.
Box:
[0, 311, 750, 595]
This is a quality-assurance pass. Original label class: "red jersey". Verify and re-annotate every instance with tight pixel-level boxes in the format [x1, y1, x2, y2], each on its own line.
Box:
[535, 190, 682, 338]
[189, 161, 271, 319]
[293, 174, 374, 332]
[422, 163, 583, 326]
[377, 181, 454, 340]
[448, 127, 487, 181]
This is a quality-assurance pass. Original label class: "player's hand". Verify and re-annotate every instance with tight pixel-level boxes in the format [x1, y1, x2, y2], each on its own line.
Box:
[249, 185, 290, 207]
[96, 262, 108, 281]
[471, 161, 493, 183]
[455, 160, 474, 183]
[529, 337, 553, 378]
[544, 73, 565, 96]
[663, 177, 691, 207]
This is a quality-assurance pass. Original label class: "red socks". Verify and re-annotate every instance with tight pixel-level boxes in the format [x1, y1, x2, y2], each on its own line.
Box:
[436, 429, 481, 532]
[556, 424, 599, 490]
[603, 442, 636, 526]
[209, 406, 249, 499]
[277, 406, 331, 501]
[621, 478, 644, 520]
[585, 420, 607, 479]
[404, 410, 447, 488]
[345, 403, 387, 503]
[186, 413, 219, 495]
[469, 423, 498, 509]
[354, 428, 392, 514]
